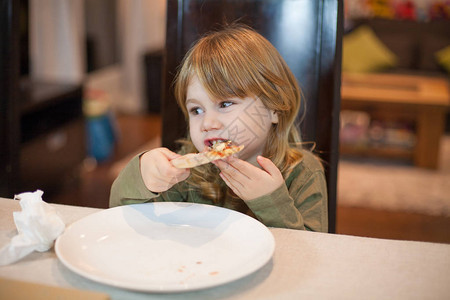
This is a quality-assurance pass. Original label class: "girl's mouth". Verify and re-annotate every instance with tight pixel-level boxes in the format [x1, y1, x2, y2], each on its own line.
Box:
[204, 138, 229, 147]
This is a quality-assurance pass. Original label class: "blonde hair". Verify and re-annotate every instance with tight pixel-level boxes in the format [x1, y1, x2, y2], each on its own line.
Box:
[174, 24, 303, 206]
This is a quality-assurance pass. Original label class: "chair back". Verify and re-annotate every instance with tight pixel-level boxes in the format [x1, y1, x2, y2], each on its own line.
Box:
[162, 0, 343, 232]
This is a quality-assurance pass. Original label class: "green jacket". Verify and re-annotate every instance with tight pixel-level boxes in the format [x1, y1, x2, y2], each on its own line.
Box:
[110, 150, 328, 232]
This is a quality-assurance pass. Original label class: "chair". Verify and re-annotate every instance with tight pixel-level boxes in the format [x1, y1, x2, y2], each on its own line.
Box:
[161, 0, 343, 233]
[0, 0, 20, 197]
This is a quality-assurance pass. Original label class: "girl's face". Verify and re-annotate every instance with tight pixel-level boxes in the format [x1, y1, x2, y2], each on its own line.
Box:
[186, 76, 278, 165]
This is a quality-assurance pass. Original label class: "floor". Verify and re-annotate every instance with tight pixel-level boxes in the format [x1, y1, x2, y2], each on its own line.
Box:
[48, 113, 450, 244]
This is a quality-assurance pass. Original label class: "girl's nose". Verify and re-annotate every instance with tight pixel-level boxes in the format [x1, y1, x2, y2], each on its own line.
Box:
[201, 112, 223, 132]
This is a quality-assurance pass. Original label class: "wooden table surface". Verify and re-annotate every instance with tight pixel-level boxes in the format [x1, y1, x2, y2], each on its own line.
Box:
[341, 72, 449, 107]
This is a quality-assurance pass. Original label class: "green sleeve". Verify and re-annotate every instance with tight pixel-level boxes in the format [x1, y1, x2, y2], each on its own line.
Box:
[109, 153, 188, 207]
[245, 152, 328, 232]
[109, 153, 156, 207]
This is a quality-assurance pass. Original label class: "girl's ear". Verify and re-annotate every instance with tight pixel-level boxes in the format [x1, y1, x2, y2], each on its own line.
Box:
[270, 110, 279, 124]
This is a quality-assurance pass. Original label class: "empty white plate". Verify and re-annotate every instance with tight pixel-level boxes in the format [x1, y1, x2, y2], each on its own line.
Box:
[55, 202, 275, 292]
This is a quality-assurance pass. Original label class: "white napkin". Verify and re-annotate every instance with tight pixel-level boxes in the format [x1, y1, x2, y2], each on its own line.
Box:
[0, 190, 65, 266]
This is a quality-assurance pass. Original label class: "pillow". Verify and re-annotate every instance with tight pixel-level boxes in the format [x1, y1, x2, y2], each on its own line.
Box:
[342, 25, 398, 73]
[435, 45, 450, 74]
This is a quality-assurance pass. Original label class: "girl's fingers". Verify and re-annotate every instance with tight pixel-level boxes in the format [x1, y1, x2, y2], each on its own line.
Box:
[256, 156, 280, 177]
[225, 156, 254, 174]
[140, 148, 190, 193]
[173, 169, 190, 183]
[158, 147, 183, 160]
[220, 170, 245, 189]
[215, 157, 252, 180]
[148, 168, 189, 193]
[219, 172, 243, 197]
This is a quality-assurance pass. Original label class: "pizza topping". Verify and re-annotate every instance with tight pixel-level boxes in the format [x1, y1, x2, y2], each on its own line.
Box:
[211, 140, 228, 152]
[206, 140, 241, 158]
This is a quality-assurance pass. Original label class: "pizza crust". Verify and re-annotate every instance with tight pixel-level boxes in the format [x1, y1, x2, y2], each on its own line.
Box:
[171, 141, 244, 168]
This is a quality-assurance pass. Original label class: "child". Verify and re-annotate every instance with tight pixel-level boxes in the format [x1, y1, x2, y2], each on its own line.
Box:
[110, 25, 328, 232]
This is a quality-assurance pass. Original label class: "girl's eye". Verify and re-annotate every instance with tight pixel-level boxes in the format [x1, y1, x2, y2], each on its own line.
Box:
[219, 101, 233, 108]
[189, 107, 204, 115]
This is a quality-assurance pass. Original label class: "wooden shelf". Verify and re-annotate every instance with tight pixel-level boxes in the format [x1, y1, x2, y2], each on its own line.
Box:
[19, 79, 83, 144]
[341, 73, 449, 169]
[18, 79, 86, 195]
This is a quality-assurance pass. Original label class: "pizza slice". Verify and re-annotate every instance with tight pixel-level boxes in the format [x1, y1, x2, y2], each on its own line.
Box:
[171, 140, 244, 169]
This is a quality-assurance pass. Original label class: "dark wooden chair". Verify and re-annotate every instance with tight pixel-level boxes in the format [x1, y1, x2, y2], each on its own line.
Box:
[162, 0, 343, 232]
[0, 0, 20, 197]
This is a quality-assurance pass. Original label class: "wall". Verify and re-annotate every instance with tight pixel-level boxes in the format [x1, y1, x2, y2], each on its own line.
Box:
[29, 0, 168, 113]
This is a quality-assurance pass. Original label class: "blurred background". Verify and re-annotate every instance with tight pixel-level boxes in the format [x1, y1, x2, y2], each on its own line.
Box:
[1, 0, 449, 243]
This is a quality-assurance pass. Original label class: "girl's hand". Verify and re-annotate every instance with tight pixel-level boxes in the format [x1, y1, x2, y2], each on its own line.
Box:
[140, 148, 190, 193]
[213, 156, 284, 201]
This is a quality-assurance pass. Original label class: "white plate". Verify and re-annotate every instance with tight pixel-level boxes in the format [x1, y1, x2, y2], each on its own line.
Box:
[55, 202, 275, 292]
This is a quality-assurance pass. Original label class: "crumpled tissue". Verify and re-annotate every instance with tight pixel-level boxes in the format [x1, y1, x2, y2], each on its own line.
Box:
[0, 190, 65, 266]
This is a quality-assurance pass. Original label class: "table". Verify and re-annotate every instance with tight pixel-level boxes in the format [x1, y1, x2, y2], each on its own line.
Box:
[341, 72, 450, 169]
[1, 198, 449, 299]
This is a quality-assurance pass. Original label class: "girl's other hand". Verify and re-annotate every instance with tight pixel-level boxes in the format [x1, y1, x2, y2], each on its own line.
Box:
[213, 156, 284, 201]
[140, 148, 190, 193]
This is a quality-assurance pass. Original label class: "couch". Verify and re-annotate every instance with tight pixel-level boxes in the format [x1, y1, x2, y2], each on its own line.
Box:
[342, 18, 450, 77]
